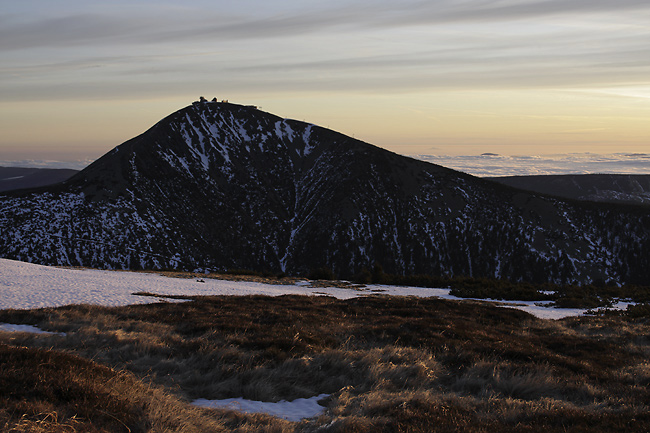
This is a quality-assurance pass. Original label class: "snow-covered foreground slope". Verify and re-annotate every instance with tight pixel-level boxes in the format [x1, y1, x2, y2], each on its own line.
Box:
[0, 258, 589, 319]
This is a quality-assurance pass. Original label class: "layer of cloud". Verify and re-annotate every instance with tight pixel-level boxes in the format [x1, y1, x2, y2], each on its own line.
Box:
[415, 153, 650, 177]
[3, 1, 650, 50]
[0, 159, 93, 170]
[389, 0, 650, 26]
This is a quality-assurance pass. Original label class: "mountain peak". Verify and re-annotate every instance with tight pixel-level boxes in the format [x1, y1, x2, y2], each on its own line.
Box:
[1, 104, 649, 285]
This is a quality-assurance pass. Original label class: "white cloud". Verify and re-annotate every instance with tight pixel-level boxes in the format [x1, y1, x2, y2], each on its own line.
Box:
[0, 159, 92, 170]
[415, 153, 650, 177]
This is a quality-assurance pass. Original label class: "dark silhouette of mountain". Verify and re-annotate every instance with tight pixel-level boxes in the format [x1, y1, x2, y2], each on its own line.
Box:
[0, 167, 78, 192]
[1, 101, 649, 285]
[490, 174, 650, 206]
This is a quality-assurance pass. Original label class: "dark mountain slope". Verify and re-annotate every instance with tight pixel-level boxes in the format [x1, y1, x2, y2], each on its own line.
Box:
[1, 102, 649, 285]
[491, 174, 650, 206]
[0, 167, 78, 192]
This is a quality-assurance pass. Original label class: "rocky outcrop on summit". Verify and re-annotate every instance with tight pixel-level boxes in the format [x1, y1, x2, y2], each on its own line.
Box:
[1, 102, 649, 285]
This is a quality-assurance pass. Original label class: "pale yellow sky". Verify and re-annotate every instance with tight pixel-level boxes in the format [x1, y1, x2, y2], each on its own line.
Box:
[2, 89, 648, 162]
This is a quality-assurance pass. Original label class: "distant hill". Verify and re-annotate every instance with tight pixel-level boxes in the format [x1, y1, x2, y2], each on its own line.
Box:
[1, 101, 649, 285]
[0, 167, 79, 192]
[490, 174, 650, 206]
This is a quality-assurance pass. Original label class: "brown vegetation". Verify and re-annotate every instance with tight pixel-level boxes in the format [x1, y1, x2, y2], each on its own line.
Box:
[1, 295, 649, 432]
[0, 344, 235, 432]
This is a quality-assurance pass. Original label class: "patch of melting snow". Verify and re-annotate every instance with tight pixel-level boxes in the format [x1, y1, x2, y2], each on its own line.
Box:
[364, 284, 598, 320]
[0, 323, 64, 335]
[193, 394, 329, 422]
[611, 300, 635, 311]
[294, 280, 311, 287]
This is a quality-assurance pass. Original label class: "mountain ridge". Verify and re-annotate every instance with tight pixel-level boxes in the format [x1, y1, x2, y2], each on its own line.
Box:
[1, 101, 649, 285]
[490, 174, 650, 206]
[0, 167, 78, 193]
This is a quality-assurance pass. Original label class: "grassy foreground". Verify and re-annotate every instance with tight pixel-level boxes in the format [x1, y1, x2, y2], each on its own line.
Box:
[1, 294, 649, 432]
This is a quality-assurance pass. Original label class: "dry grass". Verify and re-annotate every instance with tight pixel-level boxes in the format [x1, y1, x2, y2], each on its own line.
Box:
[1, 295, 649, 432]
[0, 344, 237, 432]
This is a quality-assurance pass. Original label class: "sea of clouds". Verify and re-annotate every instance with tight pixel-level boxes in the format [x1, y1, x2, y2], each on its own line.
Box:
[413, 153, 650, 177]
[0, 159, 94, 170]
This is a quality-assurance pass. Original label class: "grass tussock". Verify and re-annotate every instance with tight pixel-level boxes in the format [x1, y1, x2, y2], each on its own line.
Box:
[1, 295, 649, 432]
[0, 344, 234, 433]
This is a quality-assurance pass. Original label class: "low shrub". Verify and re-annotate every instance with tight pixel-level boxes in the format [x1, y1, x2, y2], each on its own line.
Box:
[626, 303, 650, 318]
[308, 267, 335, 280]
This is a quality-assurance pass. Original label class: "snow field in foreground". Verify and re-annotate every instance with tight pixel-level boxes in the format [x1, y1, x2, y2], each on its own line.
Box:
[0, 258, 589, 319]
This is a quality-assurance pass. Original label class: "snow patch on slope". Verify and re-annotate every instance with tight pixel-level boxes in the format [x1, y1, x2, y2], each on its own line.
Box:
[275, 120, 295, 141]
[302, 124, 315, 156]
